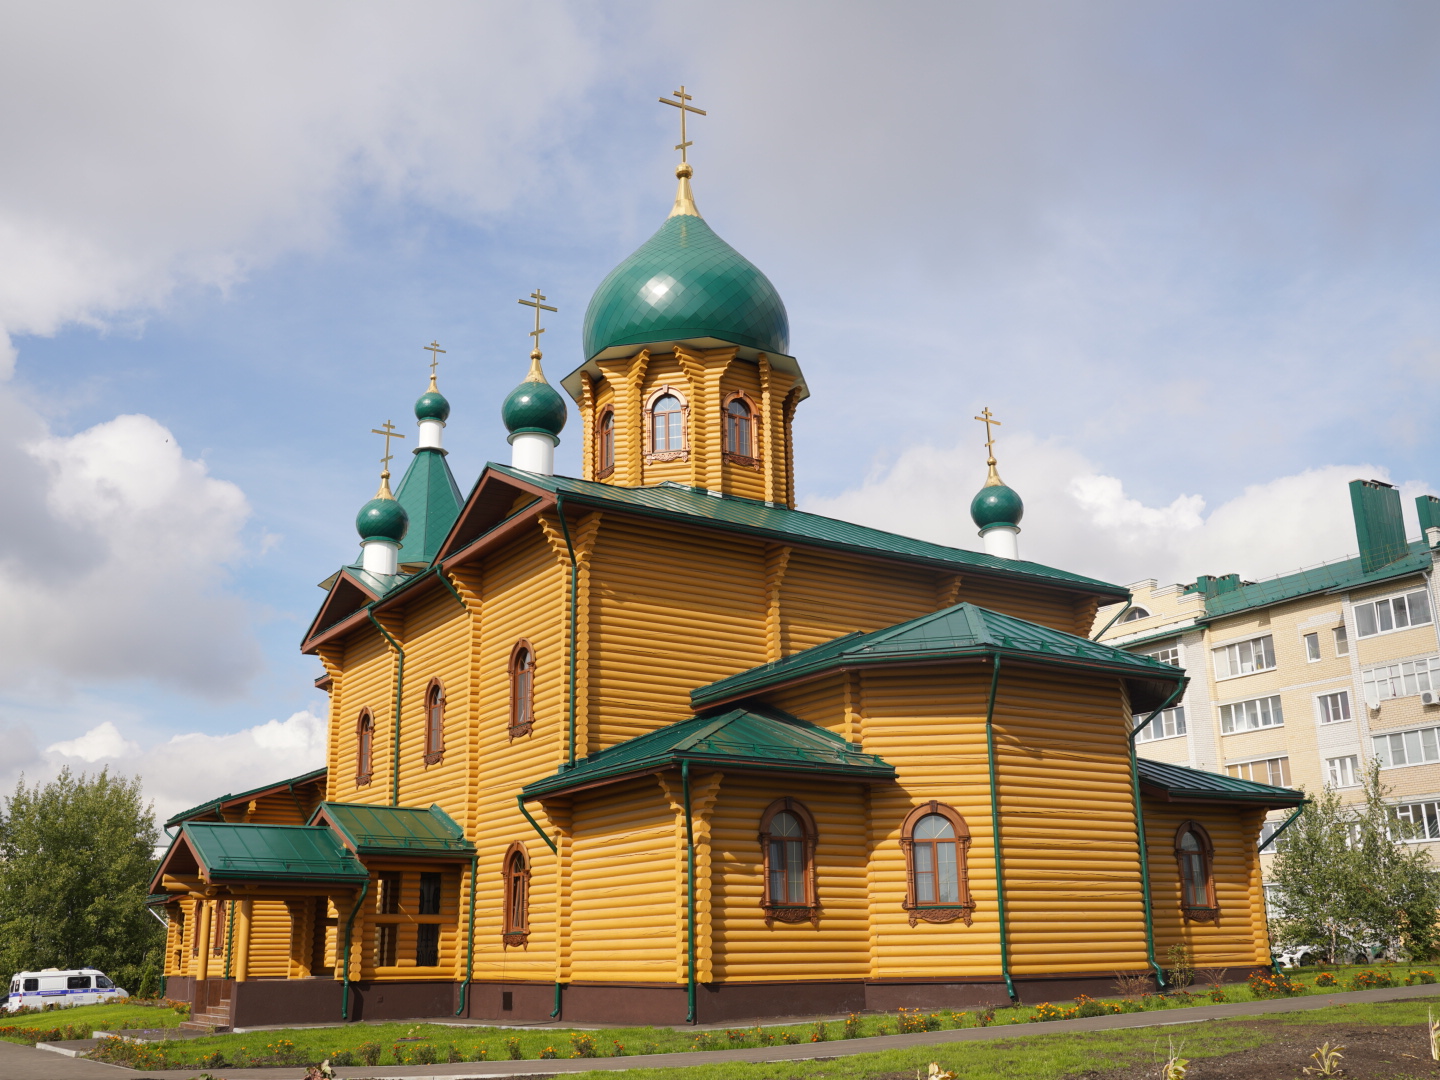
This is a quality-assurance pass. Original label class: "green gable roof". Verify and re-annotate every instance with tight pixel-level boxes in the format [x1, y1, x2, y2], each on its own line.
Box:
[311, 802, 474, 857]
[182, 822, 368, 883]
[694, 603, 1185, 711]
[1137, 757, 1304, 808]
[165, 767, 327, 829]
[477, 466, 1129, 601]
[522, 706, 895, 801]
[395, 447, 464, 566]
[1198, 541, 1431, 619]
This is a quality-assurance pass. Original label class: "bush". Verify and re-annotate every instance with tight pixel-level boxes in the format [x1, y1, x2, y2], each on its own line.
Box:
[1074, 995, 1119, 1018]
[329, 1050, 356, 1066]
[1349, 968, 1395, 991]
[1029, 1002, 1069, 1022]
[810, 1020, 829, 1042]
[897, 1007, 940, 1033]
[691, 1032, 716, 1050]
[1314, 972, 1338, 987]
[611, 1040, 626, 1056]
[539, 1046, 558, 1059]
[1248, 971, 1303, 998]
[356, 1042, 382, 1066]
[1415, 969, 1438, 984]
[505, 1037, 523, 1060]
[843, 1013, 862, 1039]
[780, 1031, 801, 1044]
[570, 1033, 598, 1058]
[1208, 987, 1226, 1002]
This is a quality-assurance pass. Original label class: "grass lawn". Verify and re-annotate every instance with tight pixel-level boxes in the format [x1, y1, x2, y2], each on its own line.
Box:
[0, 1000, 187, 1042]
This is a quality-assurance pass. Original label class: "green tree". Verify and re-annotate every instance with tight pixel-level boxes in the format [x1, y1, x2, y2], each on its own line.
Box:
[0, 768, 164, 989]
[1269, 764, 1440, 962]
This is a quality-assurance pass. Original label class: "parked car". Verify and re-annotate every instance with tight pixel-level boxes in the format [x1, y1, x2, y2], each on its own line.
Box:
[4, 968, 128, 1012]
[1273, 945, 1321, 968]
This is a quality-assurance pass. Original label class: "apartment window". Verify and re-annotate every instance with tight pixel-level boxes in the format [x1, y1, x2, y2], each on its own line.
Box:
[1304, 633, 1321, 661]
[1326, 755, 1360, 788]
[1219, 695, 1284, 733]
[1392, 801, 1440, 841]
[1122, 607, 1150, 622]
[1318, 691, 1352, 724]
[1363, 656, 1440, 704]
[1227, 756, 1291, 786]
[1134, 706, 1187, 743]
[1373, 725, 1440, 768]
[1146, 645, 1181, 666]
[1355, 589, 1433, 638]
[1334, 625, 1349, 656]
[1214, 635, 1276, 679]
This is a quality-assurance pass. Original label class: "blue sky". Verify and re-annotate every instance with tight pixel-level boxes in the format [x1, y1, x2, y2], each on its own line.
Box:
[3, 2, 1439, 817]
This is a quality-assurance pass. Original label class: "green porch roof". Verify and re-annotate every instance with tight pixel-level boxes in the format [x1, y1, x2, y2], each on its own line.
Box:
[1137, 758, 1304, 808]
[311, 802, 474, 857]
[694, 603, 1186, 711]
[479, 466, 1129, 601]
[522, 706, 896, 800]
[182, 822, 368, 883]
[1198, 541, 1431, 619]
[165, 767, 327, 828]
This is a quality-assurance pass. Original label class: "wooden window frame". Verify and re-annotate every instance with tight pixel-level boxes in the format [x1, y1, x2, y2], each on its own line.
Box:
[721, 390, 762, 469]
[596, 406, 615, 479]
[758, 797, 820, 925]
[1175, 820, 1219, 923]
[502, 841, 530, 947]
[644, 385, 690, 462]
[356, 708, 374, 786]
[423, 678, 446, 766]
[900, 801, 974, 926]
[508, 641, 535, 739]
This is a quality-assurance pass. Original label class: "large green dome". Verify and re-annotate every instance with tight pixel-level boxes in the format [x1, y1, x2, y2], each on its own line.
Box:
[583, 213, 789, 360]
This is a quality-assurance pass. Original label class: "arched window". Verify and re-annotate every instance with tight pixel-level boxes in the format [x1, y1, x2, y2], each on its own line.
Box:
[424, 680, 445, 765]
[725, 397, 753, 457]
[1121, 607, 1150, 622]
[502, 842, 530, 946]
[650, 393, 685, 453]
[758, 798, 818, 924]
[901, 802, 973, 926]
[509, 642, 535, 738]
[597, 408, 615, 478]
[356, 709, 374, 786]
[1175, 821, 1218, 922]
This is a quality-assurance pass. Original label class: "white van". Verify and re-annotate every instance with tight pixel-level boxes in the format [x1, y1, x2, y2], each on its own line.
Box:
[4, 968, 128, 1013]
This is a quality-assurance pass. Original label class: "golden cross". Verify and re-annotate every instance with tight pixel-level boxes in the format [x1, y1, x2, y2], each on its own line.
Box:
[424, 340, 445, 380]
[370, 420, 406, 474]
[517, 288, 557, 346]
[659, 85, 706, 164]
[974, 407, 1002, 463]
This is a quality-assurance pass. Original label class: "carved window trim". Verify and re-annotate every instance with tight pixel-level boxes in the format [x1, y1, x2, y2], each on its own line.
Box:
[644, 384, 690, 462]
[596, 406, 615, 479]
[502, 841, 530, 947]
[508, 640, 536, 739]
[355, 708, 374, 786]
[900, 801, 974, 926]
[1176, 820, 1219, 923]
[721, 390, 762, 469]
[758, 797, 820, 925]
[423, 678, 445, 766]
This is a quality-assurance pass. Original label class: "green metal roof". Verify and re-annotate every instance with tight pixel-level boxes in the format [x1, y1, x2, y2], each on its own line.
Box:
[1107, 623, 1203, 651]
[1137, 757, 1304, 808]
[695, 603, 1185, 711]
[183, 822, 368, 883]
[311, 802, 474, 857]
[522, 705, 896, 800]
[1199, 541, 1431, 619]
[395, 447, 464, 566]
[165, 767, 328, 828]
[480, 465, 1129, 600]
[583, 212, 789, 361]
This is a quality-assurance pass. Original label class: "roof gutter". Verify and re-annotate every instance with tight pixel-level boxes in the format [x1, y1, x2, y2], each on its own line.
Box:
[366, 609, 406, 807]
[982, 654, 1016, 1003]
[1129, 681, 1186, 991]
[455, 853, 478, 1017]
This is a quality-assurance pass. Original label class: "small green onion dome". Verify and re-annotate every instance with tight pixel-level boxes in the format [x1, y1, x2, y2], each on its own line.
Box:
[502, 355, 568, 441]
[415, 386, 451, 422]
[971, 483, 1024, 530]
[357, 491, 409, 543]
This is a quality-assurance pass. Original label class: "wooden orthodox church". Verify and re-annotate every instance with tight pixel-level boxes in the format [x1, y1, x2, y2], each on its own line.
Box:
[152, 105, 1302, 1028]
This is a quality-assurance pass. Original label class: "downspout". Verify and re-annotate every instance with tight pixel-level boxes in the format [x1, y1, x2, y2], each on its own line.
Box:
[366, 609, 406, 807]
[340, 878, 371, 1021]
[555, 493, 580, 767]
[1091, 602, 1133, 641]
[1129, 681, 1186, 991]
[455, 854, 478, 1016]
[551, 981, 563, 1020]
[516, 794, 564, 1014]
[682, 759, 697, 1024]
[982, 655, 1016, 1003]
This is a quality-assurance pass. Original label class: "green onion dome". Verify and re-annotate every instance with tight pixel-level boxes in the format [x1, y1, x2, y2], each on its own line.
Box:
[415, 382, 451, 422]
[357, 481, 409, 543]
[502, 353, 568, 441]
[971, 482, 1024, 530]
[582, 167, 789, 360]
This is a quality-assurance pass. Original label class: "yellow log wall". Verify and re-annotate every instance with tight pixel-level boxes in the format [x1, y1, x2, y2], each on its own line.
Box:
[955, 576, 1094, 636]
[778, 550, 938, 655]
[331, 629, 393, 803]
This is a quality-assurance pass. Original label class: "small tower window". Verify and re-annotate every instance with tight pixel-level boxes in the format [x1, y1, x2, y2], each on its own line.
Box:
[356, 709, 374, 786]
[597, 408, 615, 478]
[759, 798, 819, 924]
[900, 802, 973, 925]
[650, 393, 684, 452]
[1175, 821, 1218, 922]
[509, 642, 535, 738]
[502, 842, 530, 946]
[424, 680, 445, 765]
[725, 397, 753, 457]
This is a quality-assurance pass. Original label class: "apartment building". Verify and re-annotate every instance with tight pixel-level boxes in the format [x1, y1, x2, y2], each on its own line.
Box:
[1095, 480, 1440, 874]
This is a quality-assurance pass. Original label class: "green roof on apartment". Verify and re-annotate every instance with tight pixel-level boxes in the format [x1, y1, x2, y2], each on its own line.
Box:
[1137, 758, 1304, 808]
[694, 603, 1185, 711]
[522, 705, 896, 800]
[181, 822, 368, 883]
[1200, 541, 1431, 619]
[165, 767, 328, 828]
[483, 465, 1128, 600]
[311, 802, 474, 857]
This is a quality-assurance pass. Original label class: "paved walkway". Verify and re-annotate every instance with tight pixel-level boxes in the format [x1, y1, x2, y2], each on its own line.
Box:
[8, 981, 1440, 1080]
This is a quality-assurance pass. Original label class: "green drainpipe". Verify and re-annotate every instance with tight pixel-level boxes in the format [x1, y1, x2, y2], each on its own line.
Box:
[1090, 602, 1134, 641]
[551, 981, 563, 1019]
[515, 794, 564, 1015]
[223, 899, 234, 980]
[982, 655, 1016, 1003]
[682, 759, 697, 1024]
[554, 493, 580, 767]
[340, 878, 371, 1021]
[455, 854, 479, 1016]
[366, 609, 406, 807]
[1129, 681, 1187, 991]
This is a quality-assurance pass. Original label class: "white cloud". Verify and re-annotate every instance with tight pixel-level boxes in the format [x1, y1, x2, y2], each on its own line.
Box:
[47, 721, 139, 763]
[806, 432, 1433, 589]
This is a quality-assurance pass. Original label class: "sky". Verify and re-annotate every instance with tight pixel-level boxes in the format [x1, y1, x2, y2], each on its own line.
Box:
[2, 1, 1439, 823]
